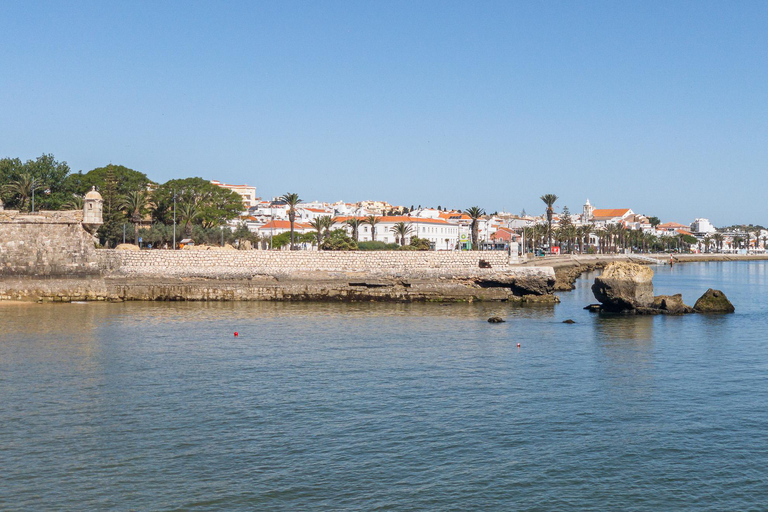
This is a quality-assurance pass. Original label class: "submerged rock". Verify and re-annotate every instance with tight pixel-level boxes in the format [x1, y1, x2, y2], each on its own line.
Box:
[591, 262, 654, 312]
[562, 319, 576, 324]
[488, 317, 505, 323]
[651, 294, 694, 315]
[694, 289, 735, 313]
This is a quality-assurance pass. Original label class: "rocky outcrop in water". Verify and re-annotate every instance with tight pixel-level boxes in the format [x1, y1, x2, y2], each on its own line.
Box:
[694, 289, 735, 313]
[591, 262, 654, 312]
[589, 263, 734, 315]
[635, 294, 694, 315]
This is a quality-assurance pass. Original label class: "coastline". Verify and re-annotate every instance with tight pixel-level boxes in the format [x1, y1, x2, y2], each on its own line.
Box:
[519, 253, 768, 291]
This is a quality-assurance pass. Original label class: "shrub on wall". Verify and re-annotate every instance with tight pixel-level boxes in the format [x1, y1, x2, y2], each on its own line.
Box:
[358, 241, 400, 251]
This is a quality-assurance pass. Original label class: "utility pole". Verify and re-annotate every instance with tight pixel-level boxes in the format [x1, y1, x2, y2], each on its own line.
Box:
[123, 223, 126, 244]
[172, 190, 177, 250]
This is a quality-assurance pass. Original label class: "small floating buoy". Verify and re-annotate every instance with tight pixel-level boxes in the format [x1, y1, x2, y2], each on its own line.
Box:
[517, 343, 521, 348]
[234, 331, 239, 337]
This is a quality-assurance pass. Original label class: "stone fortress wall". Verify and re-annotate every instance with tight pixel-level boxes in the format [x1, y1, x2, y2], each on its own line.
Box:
[0, 210, 99, 276]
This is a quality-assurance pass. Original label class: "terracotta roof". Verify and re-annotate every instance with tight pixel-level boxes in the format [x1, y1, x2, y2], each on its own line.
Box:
[258, 220, 311, 230]
[438, 212, 471, 221]
[332, 215, 451, 225]
[657, 222, 688, 229]
[592, 208, 631, 218]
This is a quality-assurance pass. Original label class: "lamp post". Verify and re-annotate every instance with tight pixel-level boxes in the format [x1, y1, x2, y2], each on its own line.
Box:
[31, 178, 40, 213]
[172, 190, 177, 250]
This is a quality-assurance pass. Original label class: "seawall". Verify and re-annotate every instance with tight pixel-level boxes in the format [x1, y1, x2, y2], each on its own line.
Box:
[1, 244, 556, 302]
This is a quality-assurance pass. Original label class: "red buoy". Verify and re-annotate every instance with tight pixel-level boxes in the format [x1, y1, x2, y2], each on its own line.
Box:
[517, 343, 521, 348]
[234, 331, 239, 337]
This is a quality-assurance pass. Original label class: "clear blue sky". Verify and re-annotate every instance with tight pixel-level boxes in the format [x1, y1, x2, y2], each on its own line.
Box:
[1, 1, 766, 225]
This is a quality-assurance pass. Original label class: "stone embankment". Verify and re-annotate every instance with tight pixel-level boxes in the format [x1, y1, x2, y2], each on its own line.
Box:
[97, 250, 555, 303]
[0, 242, 557, 302]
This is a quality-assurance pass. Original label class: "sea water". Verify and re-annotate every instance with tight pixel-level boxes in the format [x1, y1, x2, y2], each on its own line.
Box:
[1, 262, 767, 510]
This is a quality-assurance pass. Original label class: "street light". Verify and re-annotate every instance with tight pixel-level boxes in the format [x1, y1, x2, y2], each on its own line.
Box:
[172, 189, 177, 250]
[30, 178, 43, 213]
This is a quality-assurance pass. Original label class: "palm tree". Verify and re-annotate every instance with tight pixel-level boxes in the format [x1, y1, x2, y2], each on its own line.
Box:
[345, 218, 363, 242]
[62, 194, 84, 210]
[465, 206, 485, 250]
[580, 223, 593, 254]
[540, 194, 558, 253]
[119, 189, 153, 245]
[178, 201, 200, 236]
[365, 215, 381, 242]
[713, 233, 724, 253]
[279, 192, 302, 250]
[309, 217, 326, 249]
[391, 222, 413, 246]
[702, 236, 711, 254]
[2, 172, 43, 211]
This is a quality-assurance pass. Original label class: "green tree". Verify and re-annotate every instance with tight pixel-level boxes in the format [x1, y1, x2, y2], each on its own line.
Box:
[365, 215, 381, 242]
[1, 173, 44, 211]
[407, 236, 430, 251]
[345, 217, 363, 242]
[540, 194, 558, 252]
[391, 221, 413, 246]
[153, 178, 243, 229]
[178, 201, 200, 236]
[119, 189, 153, 245]
[280, 192, 302, 250]
[321, 229, 358, 251]
[464, 206, 485, 249]
[309, 218, 326, 249]
[0, 154, 72, 210]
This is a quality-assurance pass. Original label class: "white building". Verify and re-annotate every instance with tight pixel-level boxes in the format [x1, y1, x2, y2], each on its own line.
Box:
[333, 216, 460, 250]
[691, 218, 717, 234]
[210, 180, 258, 209]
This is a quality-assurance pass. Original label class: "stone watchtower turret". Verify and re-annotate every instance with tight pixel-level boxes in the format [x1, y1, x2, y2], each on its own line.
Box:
[83, 186, 103, 233]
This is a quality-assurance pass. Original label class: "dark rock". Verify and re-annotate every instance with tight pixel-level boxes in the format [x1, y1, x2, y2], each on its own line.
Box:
[592, 262, 654, 312]
[652, 294, 694, 315]
[584, 304, 602, 312]
[521, 294, 560, 304]
[694, 288, 735, 313]
[479, 259, 492, 268]
[512, 276, 555, 296]
[488, 317, 505, 323]
[562, 319, 576, 324]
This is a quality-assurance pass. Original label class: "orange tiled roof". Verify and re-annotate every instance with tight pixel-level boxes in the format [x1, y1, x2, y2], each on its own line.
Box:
[258, 220, 311, 230]
[592, 208, 631, 218]
[657, 222, 688, 229]
[332, 215, 451, 225]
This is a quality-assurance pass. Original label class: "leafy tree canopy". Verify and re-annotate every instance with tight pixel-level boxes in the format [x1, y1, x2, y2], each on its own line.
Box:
[0, 154, 72, 210]
[153, 177, 244, 228]
[75, 164, 151, 197]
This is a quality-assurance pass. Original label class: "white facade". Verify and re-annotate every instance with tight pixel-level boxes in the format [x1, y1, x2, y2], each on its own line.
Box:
[210, 180, 258, 209]
[691, 218, 716, 234]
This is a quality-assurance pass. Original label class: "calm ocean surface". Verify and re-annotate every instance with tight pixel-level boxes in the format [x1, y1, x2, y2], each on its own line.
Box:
[2, 262, 768, 511]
